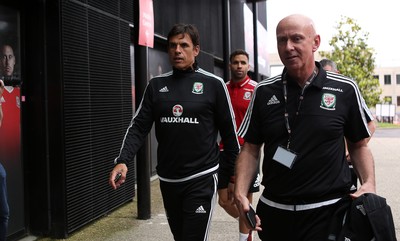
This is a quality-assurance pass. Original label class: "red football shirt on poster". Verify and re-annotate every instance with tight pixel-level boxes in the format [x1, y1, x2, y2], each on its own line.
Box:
[0, 86, 21, 162]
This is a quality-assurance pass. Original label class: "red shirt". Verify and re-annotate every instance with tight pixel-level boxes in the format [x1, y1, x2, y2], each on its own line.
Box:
[220, 76, 257, 149]
[0, 86, 21, 162]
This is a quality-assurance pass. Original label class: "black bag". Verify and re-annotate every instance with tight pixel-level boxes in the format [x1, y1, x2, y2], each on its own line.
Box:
[327, 193, 397, 241]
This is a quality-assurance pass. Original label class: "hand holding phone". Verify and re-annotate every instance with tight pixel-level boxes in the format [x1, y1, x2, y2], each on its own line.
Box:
[246, 204, 257, 229]
[114, 173, 122, 183]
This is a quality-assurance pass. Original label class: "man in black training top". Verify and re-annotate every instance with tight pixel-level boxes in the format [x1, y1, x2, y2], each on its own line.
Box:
[109, 23, 239, 241]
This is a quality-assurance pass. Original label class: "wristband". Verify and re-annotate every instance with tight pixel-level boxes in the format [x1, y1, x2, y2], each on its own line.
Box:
[229, 176, 235, 184]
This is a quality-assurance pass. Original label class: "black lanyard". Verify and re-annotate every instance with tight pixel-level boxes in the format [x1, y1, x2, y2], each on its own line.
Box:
[282, 68, 317, 149]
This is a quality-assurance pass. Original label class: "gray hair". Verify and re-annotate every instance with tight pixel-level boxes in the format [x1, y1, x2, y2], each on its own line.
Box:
[320, 59, 338, 72]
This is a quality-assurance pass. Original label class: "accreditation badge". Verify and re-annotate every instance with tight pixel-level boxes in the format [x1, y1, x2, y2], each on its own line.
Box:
[273, 146, 297, 169]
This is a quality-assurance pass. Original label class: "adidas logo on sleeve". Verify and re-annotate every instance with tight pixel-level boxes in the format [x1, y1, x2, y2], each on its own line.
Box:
[159, 86, 169, 92]
[267, 95, 280, 105]
[195, 205, 207, 214]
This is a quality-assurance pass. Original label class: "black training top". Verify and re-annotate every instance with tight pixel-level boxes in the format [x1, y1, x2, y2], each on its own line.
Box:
[238, 62, 371, 203]
[115, 65, 239, 182]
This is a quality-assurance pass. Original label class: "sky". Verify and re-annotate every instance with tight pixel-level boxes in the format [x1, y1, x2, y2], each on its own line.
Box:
[266, 0, 400, 67]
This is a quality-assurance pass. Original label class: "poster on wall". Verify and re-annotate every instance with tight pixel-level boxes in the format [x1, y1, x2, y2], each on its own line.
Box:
[138, 0, 154, 48]
[148, 48, 170, 79]
[0, 5, 25, 237]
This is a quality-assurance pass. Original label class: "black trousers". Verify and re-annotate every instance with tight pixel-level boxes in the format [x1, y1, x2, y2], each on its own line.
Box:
[256, 199, 340, 241]
[160, 173, 217, 241]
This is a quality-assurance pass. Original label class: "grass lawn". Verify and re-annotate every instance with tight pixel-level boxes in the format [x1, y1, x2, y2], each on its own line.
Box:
[376, 122, 400, 128]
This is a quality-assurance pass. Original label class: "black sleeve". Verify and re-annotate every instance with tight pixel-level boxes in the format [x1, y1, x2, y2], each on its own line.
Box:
[344, 84, 371, 142]
[238, 85, 263, 145]
[215, 80, 240, 177]
[114, 82, 155, 165]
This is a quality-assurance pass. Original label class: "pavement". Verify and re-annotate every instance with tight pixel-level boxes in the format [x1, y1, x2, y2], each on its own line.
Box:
[20, 128, 400, 241]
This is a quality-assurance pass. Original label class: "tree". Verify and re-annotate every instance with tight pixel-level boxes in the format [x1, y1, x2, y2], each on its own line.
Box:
[320, 16, 381, 107]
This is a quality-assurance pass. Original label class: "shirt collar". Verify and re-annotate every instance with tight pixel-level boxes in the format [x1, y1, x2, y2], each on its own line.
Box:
[230, 75, 251, 88]
[312, 61, 325, 90]
[172, 61, 199, 75]
[282, 61, 325, 90]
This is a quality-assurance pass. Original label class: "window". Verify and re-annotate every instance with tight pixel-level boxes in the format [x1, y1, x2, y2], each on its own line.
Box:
[397, 96, 400, 106]
[373, 75, 379, 80]
[384, 75, 391, 85]
[397, 74, 400, 84]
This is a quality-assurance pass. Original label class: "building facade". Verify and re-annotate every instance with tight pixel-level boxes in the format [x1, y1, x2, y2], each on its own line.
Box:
[373, 66, 400, 123]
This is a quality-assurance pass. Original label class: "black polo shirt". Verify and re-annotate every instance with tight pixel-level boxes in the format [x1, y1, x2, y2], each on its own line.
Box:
[238, 62, 371, 203]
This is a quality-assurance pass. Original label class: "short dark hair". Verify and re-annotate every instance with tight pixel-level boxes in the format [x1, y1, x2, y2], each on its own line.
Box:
[167, 23, 200, 47]
[229, 49, 249, 63]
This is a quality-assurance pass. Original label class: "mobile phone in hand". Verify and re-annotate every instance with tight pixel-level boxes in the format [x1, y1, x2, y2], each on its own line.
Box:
[246, 204, 257, 229]
[114, 173, 122, 183]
